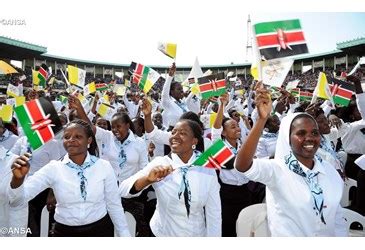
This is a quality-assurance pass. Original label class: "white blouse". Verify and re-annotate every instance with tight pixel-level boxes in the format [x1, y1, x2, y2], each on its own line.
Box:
[8, 153, 130, 237]
[119, 152, 222, 237]
[0, 149, 28, 237]
[0, 129, 19, 151]
[234, 157, 347, 236]
[95, 127, 149, 182]
[256, 131, 278, 159]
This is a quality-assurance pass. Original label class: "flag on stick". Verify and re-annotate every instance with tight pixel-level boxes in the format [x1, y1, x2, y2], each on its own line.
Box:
[254, 19, 308, 60]
[327, 77, 355, 107]
[14, 97, 63, 150]
[198, 72, 226, 100]
[158, 42, 177, 59]
[129, 62, 161, 93]
[193, 139, 234, 169]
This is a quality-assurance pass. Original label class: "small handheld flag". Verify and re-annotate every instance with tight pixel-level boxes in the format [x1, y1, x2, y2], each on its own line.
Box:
[193, 139, 234, 169]
[129, 62, 161, 94]
[14, 97, 63, 150]
[254, 19, 308, 60]
[158, 42, 177, 59]
[197, 72, 226, 100]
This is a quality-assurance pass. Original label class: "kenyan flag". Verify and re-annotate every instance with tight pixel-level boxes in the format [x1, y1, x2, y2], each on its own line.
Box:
[14, 97, 63, 150]
[254, 19, 308, 60]
[327, 76, 355, 107]
[299, 91, 313, 102]
[37, 64, 49, 88]
[129, 62, 161, 93]
[290, 88, 300, 97]
[96, 82, 108, 92]
[193, 139, 234, 169]
[198, 72, 226, 100]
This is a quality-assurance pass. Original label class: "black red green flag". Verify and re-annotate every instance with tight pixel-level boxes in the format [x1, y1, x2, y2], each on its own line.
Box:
[327, 76, 355, 107]
[254, 19, 308, 60]
[198, 72, 226, 100]
[14, 97, 63, 150]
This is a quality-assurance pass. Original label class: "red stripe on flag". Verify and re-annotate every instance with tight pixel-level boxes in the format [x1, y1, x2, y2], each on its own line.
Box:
[38, 67, 48, 78]
[335, 88, 353, 99]
[256, 31, 305, 47]
[27, 100, 53, 143]
[214, 148, 234, 165]
[133, 64, 144, 83]
[199, 80, 225, 92]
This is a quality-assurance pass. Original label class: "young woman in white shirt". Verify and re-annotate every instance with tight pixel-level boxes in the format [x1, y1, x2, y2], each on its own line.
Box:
[0, 147, 28, 237]
[9, 119, 130, 237]
[211, 93, 253, 237]
[68, 95, 150, 236]
[234, 84, 347, 236]
[119, 119, 222, 237]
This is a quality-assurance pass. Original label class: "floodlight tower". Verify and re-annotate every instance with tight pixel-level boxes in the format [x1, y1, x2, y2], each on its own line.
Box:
[245, 14, 253, 63]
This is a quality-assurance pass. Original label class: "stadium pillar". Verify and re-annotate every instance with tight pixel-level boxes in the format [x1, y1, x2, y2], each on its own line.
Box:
[291, 63, 294, 75]
[311, 60, 314, 73]
[345, 54, 348, 69]
[33, 57, 36, 69]
[94, 66, 96, 78]
[323, 58, 325, 72]
[103, 66, 105, 79]
[301, 61, 303, 73]
[334, 56, 336, 70]
[22, 59, 26, 71]
[112, 67, 114, 80]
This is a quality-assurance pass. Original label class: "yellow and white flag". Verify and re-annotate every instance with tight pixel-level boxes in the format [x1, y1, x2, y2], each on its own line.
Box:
[68, 65, 86, 87]
[311, 72, 335, 106]
[158, 42, 177, 59]
[83, 82, 96, 96]
[7, 83, 21, 97]
[0, 105, 13, 123]
[98, 103, 115, 120]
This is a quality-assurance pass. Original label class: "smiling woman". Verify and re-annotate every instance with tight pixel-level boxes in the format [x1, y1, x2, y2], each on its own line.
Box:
[234, 85, 347, 237]
[8, 119, 131, 237]
[119, 119, 221, 236]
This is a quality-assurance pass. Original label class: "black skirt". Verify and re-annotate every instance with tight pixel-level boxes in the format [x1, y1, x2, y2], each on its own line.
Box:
[53, 213, 114, 237]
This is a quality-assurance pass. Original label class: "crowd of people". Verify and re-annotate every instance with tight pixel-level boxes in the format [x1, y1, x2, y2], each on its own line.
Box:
[1, 60, 365, 237]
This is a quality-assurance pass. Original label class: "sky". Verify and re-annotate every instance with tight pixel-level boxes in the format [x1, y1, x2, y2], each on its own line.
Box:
[0, 0, 365, 67]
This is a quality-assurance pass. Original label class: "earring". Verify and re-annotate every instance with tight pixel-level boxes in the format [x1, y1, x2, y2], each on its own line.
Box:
[192, 145, 196, 150]
[87, 144, 90, 149]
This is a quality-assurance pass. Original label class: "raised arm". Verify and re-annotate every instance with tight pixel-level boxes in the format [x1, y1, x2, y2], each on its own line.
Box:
[68, 94, 96, 134]
[213, 93, 229, 129]
[161, 63, 176, 109]
[141, 97, 154, 133]
[235, 85, 272, 172]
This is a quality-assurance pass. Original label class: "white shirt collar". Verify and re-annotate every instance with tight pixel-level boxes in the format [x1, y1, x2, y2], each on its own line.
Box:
[170, 152, 197, 170]
[61, 152, 91, 166]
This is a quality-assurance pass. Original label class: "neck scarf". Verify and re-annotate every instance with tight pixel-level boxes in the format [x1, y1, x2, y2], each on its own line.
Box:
[275, 113, 326, 225]
[285, 151, 326, 224]
[0, 130, 10, 142]
[174, 100, 188, 112]
[116, 133, 131, 169]
[65, 155, 98, 201]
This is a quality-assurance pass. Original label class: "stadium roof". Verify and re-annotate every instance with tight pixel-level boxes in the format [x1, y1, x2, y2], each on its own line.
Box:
[0, 35, 362, 68]
[0, 36, 47, 60]
[336, 37, 365, 55]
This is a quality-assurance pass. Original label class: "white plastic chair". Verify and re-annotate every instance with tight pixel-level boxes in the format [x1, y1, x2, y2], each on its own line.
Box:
[342, 208, 365, 237]
[236, 203, 270, 237]
[40, 206, 49, 237]
[341, 178, 357, 207]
